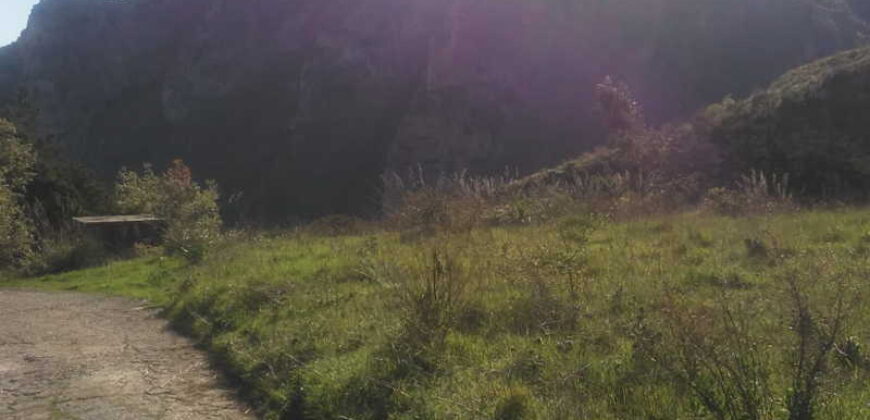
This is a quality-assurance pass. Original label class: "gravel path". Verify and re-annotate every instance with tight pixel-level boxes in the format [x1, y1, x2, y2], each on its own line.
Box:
[0, 290, 253, 419]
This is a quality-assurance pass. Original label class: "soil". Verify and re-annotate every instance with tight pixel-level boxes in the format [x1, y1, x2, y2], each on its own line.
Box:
[0, 290, 253, 419]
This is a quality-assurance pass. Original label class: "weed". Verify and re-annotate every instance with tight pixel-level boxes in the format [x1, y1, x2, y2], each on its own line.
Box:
[389, 249, 468, 378]
[657, 296, 774, 420]
[506, 351, 546, 384]
[494, 386, 535, 420]
[784, 275, 849, 420]
[691, 270, 752, 290]
[558, 214, 599, 246]
[704, 170, 794, 217]
[834, 336, 867, 370]
[819, 229, 845, 244]
[688, 229, 715, 247]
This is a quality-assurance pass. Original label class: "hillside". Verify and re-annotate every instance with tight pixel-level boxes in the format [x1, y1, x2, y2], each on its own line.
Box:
[0, 0, 867, 220]
[509, 45, 870, 203]
[707, 46, 870, 196]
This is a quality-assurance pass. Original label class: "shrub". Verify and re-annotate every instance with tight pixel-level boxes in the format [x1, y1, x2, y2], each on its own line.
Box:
[115, 159, 221, 261]
[0, 119, 37, 268]
[115, 163, 162, 215]
[655, 297, 775, 420]
[0, 183, 34, 267]
[648, 265, 856, 420]
[595, 77, 719, 198]
[390, 249, 469, 377]
[784, 275, 850, 420]
[0, 119, 37, 193]
[24, 233, 108, 275]
[404, 249, 467, 342]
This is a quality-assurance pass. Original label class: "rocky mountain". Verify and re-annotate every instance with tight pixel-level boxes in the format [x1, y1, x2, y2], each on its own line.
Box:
[0, 0, 867, 221]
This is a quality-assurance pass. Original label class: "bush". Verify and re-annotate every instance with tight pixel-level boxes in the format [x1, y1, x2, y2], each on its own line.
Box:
[0, 119, 37, 193]
[401, 249, 468, 347]
[0, 119, 37, 268]
[654, 297, 775, 420]
[115, 159, 222, 261]
[24, 233, 109, 275]
[0, 183, 34, 267]
[783, 275, 850, 420]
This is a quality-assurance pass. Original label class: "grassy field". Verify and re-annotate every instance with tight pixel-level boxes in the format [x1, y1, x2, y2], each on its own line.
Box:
[5, 209, 870, 419]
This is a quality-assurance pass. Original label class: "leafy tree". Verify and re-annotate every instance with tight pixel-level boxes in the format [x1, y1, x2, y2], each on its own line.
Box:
[26, 150, 109, 231]
[2, 90, 109, 230]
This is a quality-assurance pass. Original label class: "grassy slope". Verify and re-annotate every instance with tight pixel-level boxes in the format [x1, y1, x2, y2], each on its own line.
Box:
[5, 209, 870, 419]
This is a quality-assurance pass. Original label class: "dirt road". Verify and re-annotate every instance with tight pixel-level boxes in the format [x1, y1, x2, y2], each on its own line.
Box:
[0, 290, 253, 419]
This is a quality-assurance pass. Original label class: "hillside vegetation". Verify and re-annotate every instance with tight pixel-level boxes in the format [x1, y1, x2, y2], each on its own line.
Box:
[707, 47, 870, 198]
[3, 4, 870, 420]
[0, 0, 867, 220]
[514, 46, 870, 206]
[8, 209, 870, 419]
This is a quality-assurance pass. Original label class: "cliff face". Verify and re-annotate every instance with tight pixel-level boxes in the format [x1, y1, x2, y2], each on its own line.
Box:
[1, 0, 867, 220]
[9, 0, 436, 220]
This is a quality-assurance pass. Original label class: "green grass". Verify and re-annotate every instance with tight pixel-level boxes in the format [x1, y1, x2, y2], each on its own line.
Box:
[4, 209, 870, 419]
[2, 255, 185, 306]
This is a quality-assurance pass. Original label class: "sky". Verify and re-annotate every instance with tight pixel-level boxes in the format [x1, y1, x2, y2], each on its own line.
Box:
[0, 0, 40, 46]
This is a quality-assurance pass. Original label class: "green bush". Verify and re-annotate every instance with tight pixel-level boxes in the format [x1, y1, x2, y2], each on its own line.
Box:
[0, 119, 36, 268]
[115, 159, 222, 261]
[0, 183, 34, 267]
[24, 233, 109, 275]
[0, 119, 37, 193]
